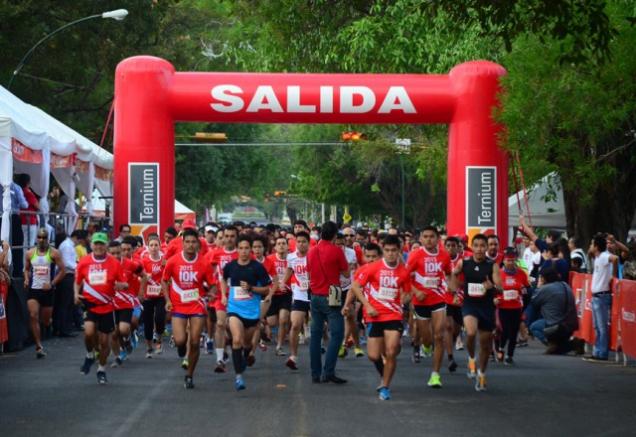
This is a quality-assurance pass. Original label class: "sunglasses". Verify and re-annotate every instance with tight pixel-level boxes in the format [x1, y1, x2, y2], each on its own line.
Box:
[37, 236, 47, 240]
[344, 234, 355, 237]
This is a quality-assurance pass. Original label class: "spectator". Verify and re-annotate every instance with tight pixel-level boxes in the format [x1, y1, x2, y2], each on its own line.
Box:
[606, 234, 629, 279]
[52, 231, 77, 337]
[584, 234, 618, 362]
[74, 230, 88, 260]
[623, 240, 636, 280]
[538, 242, 570, 283]
[115, 223, 132, 243]
[568, 237, 588, 273]
[2, 177, 28, 275]
[529, 266, 582, 355]
[306, 221, 350, 384]
[16, 173, 39, 248]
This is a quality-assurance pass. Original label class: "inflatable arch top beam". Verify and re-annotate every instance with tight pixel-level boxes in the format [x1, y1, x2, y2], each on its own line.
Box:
[114, 56, 507, 241]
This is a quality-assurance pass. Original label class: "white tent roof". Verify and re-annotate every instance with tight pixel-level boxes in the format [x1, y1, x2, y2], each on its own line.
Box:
[175, 199, 193, 214]
[508, 172, 566, 229]
[91, 189, 191, 214]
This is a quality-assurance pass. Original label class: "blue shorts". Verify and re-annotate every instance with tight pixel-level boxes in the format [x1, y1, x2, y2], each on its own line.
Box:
[172, 312, 206, 319]
[132, 306, 143, 320]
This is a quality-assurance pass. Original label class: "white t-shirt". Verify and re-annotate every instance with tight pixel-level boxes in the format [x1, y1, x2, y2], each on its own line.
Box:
[339, 247, 357, 290]
[523, 247, 540, 271]
[591, 251, 613, 293]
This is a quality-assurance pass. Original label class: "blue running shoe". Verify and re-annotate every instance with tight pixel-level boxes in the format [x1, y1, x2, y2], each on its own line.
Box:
[206, 340, 214, 354]
[235, 376, 246, 391]
[131, 332, 138, 350]
[119, 349, 128, 362]
[80, 356, 95, 375]
[378, 386, 391, 401]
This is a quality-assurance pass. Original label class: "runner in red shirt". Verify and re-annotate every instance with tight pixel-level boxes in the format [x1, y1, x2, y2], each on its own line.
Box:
[406, 226, 452, 389]
[444, 236, 464, 372]
[164, 219, 209, 260]
[349, 235, 411, 401]
[162, 227, 177, 254]
[204, 225, 217, 252]
[75, 232, 127, 385]
[140, 235, 166, 358]
[495, 247, 530, 365]
[205, 225, 239, 373]
[162, 229, 217, 389]
[266, 236, 291, 356]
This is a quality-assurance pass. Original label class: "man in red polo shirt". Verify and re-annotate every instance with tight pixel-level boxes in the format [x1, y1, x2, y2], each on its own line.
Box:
[306, 221, 349, 384]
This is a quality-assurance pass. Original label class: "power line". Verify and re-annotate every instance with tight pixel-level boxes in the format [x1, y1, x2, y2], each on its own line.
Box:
[175, 142, 349, 147]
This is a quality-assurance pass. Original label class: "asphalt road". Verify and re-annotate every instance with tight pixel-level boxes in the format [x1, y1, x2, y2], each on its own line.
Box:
[1, 332, 635, 437]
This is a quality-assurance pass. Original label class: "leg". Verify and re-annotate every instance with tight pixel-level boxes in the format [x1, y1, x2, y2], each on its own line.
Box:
[229, 316, 246, 375]
[98, 332, 110, 366]
[366, 335, 384, 379]
[529, 319, 547, 344]
[419, 318, 432, 350]
[83, 320, 98, 353]
[309, 296, 327, 379]
[431, 309, 446, 373]
[143, 300, 155, 347]
[463, 315, 478, 360]
[172, 317, 188, 350]
[277, 309, 290, 350]
[324, 305, 345, 378]
[186, 317, 204, 377]
[215, 309, 227, 363]
[27, 299, 42, 350]
[289, 311, 306, 359]
[507, 310, 522, 358]
[478, 330, 493, 374]
[154, 299, 166, 349]
[382, 330, 402, 388]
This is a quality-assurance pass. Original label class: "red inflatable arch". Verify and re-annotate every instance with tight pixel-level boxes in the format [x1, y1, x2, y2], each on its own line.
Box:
[114, 56, 507, 241]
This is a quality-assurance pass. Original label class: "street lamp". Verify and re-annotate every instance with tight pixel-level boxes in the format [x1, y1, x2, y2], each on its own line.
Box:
[7, 9, 129, 90]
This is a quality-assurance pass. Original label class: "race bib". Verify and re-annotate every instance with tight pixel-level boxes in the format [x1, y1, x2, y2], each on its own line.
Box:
[146, 284, 162, 297]
[503, 289, 518, 301]
[33, 265, 50, 277]
[297, 277, 309, 291]
[232, 286, 251, 301]
[467, 283, 485, 297]
[178, 288, 199, 303]
[422, 277, 439, 288]
[378, 287, 398, 301]
[89, 270, 107, 285]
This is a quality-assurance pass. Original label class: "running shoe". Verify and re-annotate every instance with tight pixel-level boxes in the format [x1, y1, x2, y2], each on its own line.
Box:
[155, 343, 163, 354]
[35, 347, 47, 359]
[496, 350, 504, 363]
[131, 332, 139, 350]
[181, 358, 189, 370]
[80, 356, 95, 375]
[516, 338, 529, 348]
[298, 333, 305, 345]
[146, 349, 153, 359]
[427, 373, 442, 388]
[246, 354, 256, 367]
[455, 337, 464, 351]
[111, 357, 123, 368]
[169, 336, 175, 348]
[214, 360, 226, 373]
[467, 358, 477, 379]
[223, 351, 229, 363]
[205, 340, 214, 354]
[286, 357, 298, 370]
[124, 339, 133, 354]
[378, 386, 391, 401]
[97, 371, 108, 385]
[184, 376, 194, 389]
[354, 347, 365, 358]
[338, 345, 347, 358]
[475, 374, 487, 392]
[119, 350, 128, 362]
[448, 359, 458, 373]
[504, 356, 514, 365]
[275, 347, 286, 357]
[235, 376, 246, 391]
[412, 349, 421, 364]
[258, 340, 268, 351]
[421, 345, 433, 358]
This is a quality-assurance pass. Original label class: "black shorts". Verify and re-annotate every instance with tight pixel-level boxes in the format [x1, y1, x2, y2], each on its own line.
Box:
[413, 302, 446, 320]
[27, 289, 54, 307]
[447, 305, 463, 326]
[367, 320, 404, 338]
[207, 307, 217, 321]
[462, 302, 495, 332]
[85, 310, 115, 334]
[266, 293, 292, 317]
[228, 313, 259, 329]
[115, 308, 133, 325]
[291, 300, 310, 313]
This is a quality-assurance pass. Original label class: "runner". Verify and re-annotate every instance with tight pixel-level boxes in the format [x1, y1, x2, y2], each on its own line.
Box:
[140, 235, 167, 358]
[486, 235, 504, 265]
[406, 226, 452, 388]
[495, 247, 529, 365]
[75, 232, 127, 384]
[221, 235, 272, 390]
[162, 228, 217, 389]
[348, 235, 411, 400]
[336, 232, 363, 358]
[204, 225, 218, 252]
[162, 227, 178, 253]
[206, 225, 239, 372]
[249, 234, 276, 364]
[165, 220, 209, 260]
[23, 228, 65, 358]
[266, 236, 291, 356]
[283, 231, 311, 370]
[450, 233, 503, 392]
[121, 237, 144, 354]
[444, 236, 464, 372]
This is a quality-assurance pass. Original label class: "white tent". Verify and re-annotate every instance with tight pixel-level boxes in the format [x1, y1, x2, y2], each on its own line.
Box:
[508, 172, 566, 236]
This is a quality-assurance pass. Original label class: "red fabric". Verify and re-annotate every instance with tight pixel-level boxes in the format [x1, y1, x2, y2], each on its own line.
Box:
[354, 244, 365, 266]
[307, 240, 348, 296]
[164, 236, 209, 259]
[406, 247, 452, 306]
[113, 258, 142, 309]
[618, 279, 636, 358]
[267, 253, 290, 295]
[0, 282, 8, 343]
[75, 254, 124, 314]
[205, 248, 239, 308]
[20, 188, 38, 225]
[497, 269, 529, 310]
[162, 253, 216, 314]
[445, 254, 464, 306]
[355, 259, 411, 323]
[141, 255, 165, 299]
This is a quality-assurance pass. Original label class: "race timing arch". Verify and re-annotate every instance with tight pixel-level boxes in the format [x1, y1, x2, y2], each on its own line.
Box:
[114, 56, 508, 242]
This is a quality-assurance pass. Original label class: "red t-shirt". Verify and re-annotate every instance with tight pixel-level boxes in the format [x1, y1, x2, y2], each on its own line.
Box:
[113, 258, 143, 309]
[162, 252, 216, 315]
[75, 254, 124, 314]
[21, 188, 38, 225]
[445, 254, 465, 306]
[165, 236, 209, 259]
[355, 259, 411, 323]
[353, 244, 365, 266]
[288, 238, 317, 253]
[205, 247, 239, 306]
[141, 254, 165, 300]
[306, 240, 348, 296]
[487, 252, 504, 266]
[267, 253, 290, 295]
[406, 247, 452, 306]
[498, 268, 530, 310]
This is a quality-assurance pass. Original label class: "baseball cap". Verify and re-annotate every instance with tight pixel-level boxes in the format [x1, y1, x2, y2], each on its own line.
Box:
[182, 219, 197, 230]
[91, 232, 109, 245]
[205, 225, 217, 233]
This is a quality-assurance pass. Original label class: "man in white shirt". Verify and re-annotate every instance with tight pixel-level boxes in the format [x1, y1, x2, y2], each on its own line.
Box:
[584, 234, 618, 362]
[53, 232, 78, 337]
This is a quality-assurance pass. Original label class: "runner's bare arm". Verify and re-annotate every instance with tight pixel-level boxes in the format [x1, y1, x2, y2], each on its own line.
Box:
[23, 249, 33, 288]
[73, 280, 83, 305]
[162, 279, 172, 311]
[351, 280, 377, 317]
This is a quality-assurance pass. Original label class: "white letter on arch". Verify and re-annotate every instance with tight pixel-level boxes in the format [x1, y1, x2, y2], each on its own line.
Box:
[210, 85, 244, 113]
[340, 86, 376, 113]
[246, 86, 284, 113]
[378, 86, 416, 114]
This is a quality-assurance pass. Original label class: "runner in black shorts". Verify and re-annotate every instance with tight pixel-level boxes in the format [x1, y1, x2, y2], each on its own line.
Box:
[444, 236, 464, 372]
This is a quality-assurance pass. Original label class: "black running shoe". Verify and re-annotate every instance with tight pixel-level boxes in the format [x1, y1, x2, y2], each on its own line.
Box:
[184, 376, 194, 389]
[80, 357, 95, 375]
[36, 348, 47, 359]
[97, 371, 108, 385]
[448, 359, 458, 372]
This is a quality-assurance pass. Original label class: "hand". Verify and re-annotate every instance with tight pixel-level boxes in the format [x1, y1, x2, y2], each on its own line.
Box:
[74, 294, 84, 305]
[221, 295, 228, 306]
[341, 306, 349, 317]
[493, 298, 500, 305]
[453, 295, 460, 305]
[415, 290, 425, 301]
[240, 281, 250, 291]
[23, 280, 29, 289]
[165, 300, 173, 312]
[263, 295, 272, 304]
[42, 283, 52, 291]
[365, 304, 378, 318]
[483, 278, 494, 290]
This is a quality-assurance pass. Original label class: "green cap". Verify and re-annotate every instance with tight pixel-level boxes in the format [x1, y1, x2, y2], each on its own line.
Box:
[91, 232, 109, 245]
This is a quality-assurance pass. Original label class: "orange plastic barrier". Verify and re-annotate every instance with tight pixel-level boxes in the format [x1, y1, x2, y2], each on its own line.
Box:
[617, 279, 636, 358]
[570, 272, 595, 344]
[0, 282, 8, 344]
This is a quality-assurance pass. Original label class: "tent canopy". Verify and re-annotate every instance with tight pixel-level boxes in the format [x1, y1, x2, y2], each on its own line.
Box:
[508, 172, 566, 230]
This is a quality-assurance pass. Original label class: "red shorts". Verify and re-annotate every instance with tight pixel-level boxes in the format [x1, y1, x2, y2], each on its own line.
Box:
[212, 298, 227, 312]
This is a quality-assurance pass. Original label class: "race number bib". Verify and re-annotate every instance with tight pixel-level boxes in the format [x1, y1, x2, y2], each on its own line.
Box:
[33, 265, 50, 278]
[467, 283, 485, 297]
[378, 287, 398, 301]
[178, 288, 199, 303]
[422, 277, 439, 288]
[146, 284, 162, 297]
[88, 270, 107, 285]
[503, 289, 518, 301]
[232, 286, 251, 301]
[298, 277, 309, 291]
